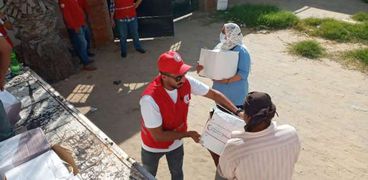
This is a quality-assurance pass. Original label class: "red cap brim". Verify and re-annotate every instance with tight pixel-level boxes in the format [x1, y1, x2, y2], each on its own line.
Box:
[177, 64, 192, 75]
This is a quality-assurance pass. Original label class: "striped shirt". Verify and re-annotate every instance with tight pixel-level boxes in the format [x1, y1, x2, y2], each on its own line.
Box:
[218, 121, 301, 180]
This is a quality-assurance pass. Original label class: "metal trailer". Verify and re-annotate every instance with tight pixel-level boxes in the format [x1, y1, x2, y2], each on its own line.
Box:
[5, 69, 155, 180]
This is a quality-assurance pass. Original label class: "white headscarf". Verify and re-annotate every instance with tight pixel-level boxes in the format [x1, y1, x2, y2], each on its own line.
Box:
[216, 23, 244, 50]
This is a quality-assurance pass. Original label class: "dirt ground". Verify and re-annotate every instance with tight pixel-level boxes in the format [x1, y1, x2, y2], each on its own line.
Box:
[53, 1, 368, 179]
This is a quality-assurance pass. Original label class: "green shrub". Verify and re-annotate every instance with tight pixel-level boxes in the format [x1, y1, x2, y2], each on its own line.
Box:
[289, 40, 325, 59]
[258, 11, 299, 29]
[295, 18, 368, 43]
[303, 18, 324, 26]
[219, 4, 280, 27]
[344, 48, 368, 65]
[348, 23, 368, 41]
[352, 12, 368, 22]
[317, 20, 351, 41]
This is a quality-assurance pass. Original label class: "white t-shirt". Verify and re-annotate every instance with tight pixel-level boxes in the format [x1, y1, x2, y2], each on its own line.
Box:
[140, 75, 209, 153]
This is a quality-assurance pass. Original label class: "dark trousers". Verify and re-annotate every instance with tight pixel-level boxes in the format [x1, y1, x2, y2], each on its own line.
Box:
[0, 100, 14, 141]
[141, 145, 184, 180]
[68, 26, 91, 65]
[115, 17, 143, 55]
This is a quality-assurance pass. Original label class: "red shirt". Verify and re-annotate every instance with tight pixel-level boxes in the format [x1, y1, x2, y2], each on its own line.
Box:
[114, 0, 136, 19]
[141, 75, 191, 149]
[77, 0, 88, 14]
[59, 0, 85, 31]
[0, 26, 13, 48]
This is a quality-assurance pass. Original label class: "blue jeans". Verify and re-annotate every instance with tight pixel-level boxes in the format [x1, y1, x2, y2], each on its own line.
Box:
[69, 26, 90, 65]
[0, 100, 14, 142]
[115, 17, 143, 55]
[141, 145, 184, 180]
[68, 26, 92, 54]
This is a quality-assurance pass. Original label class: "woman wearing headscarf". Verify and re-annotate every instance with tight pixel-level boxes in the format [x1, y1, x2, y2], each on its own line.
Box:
[198, 23, 251, 109]
[197, 23, 251, 166]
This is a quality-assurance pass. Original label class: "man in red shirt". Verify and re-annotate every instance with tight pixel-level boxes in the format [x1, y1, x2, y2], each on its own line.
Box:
[140, 51, 242, 179]
[59, 0, 96, 71]
[110, 0, 145, 58]
[0, 32, 14, 141]
[0, 11, 13, 48]
[74, 0, 94, 57]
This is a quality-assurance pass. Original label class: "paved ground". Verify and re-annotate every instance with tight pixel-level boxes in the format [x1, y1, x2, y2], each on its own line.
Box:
[53, 1, 368, 179]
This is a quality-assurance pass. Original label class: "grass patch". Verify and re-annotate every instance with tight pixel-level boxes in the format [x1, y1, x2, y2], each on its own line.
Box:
[217, 4, 298, 29]
[343, 48, 368, 65]
[258, 11, 299, 29]
[295, 18, 368, 43]
[352, 12, 368, 22]
[289, 40, 325, 59]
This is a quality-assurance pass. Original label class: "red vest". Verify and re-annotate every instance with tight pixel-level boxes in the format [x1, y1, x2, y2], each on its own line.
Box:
[141, 75, 191, 149]
[0, 26, 13, 48]
[114, 0, 136, 19]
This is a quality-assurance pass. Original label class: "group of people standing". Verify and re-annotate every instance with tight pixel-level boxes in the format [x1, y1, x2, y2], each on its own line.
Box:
[0, 0, 301, 179]
[59, 0, 301, 177]
[139, 22, 301, 180]
[58, 0, 145, 71]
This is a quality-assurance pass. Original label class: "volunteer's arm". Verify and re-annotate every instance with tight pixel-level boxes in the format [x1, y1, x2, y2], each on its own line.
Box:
[203, 89, 239, 115]
[0, 37, 11, 91]
[147, 127, 200, 143]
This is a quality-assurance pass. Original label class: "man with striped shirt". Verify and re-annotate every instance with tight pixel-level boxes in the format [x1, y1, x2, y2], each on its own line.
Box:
[218, 92, 301, 180]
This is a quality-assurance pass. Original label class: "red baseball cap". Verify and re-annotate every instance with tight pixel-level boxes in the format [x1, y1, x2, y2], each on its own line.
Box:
[157, 51, 191, 75]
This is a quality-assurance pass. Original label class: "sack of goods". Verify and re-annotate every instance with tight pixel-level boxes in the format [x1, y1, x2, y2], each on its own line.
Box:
[0, 128, 80, 180]
[198, 48, 238, 80]
[200, 107, 245, 155]
[0, 90, 21, 125]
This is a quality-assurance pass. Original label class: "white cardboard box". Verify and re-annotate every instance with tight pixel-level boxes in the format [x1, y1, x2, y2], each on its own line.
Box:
[0, 90, 21, 125]
[217, 0, 228, 10]
[200, 108, 245, 155]
[0, 128, 50, 179]
[198, 48, 239, 80]
[5, 150, 77, 180]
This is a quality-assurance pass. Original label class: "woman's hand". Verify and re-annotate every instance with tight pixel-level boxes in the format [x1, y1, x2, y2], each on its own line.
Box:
[196, 64, 204, 74]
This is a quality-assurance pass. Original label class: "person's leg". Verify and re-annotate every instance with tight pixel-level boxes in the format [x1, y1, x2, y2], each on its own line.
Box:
[215, 170, 227, 180]
[115, 19, 128, 57]
[67, 29, 78, 57]
[128, 17, 145, 53]
[141, 148, 164, 177]
[83, 25, 94, 56]
[70, 28, 90, 65]
[166, 145, 184, 180]
[0, 101, 14, 141]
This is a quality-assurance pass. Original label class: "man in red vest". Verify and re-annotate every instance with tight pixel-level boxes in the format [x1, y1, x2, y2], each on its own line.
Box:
[0, 12, 13, 48]
[0, 32, 14, 141]
[140, 51, 242, 179]
[59, 0, 96, 71]
[110, 0, 145, 58]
